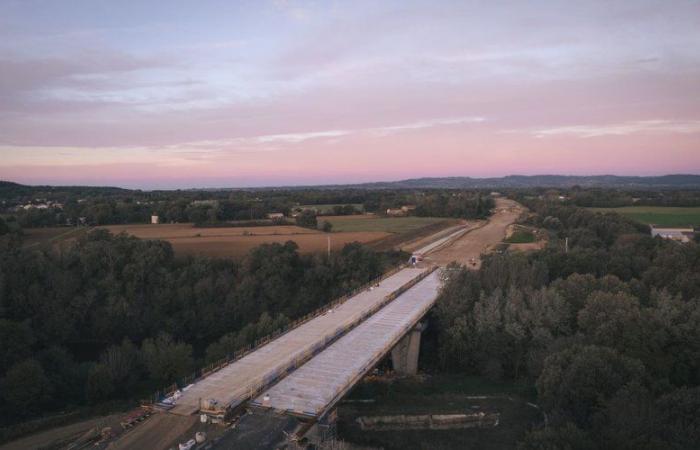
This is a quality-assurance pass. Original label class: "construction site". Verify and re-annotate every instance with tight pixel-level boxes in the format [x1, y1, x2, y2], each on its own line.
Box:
[0, 198, 524, 450]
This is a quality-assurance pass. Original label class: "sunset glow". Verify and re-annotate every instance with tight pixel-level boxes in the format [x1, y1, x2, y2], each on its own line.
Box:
[1, 0, 699, 188]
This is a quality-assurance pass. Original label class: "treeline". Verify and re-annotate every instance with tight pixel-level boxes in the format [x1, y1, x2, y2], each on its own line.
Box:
[3, 187, 494, 228]
[413, 192, 493, 218]
[434, 198, 700, 449]
[0, 231, 403, 425]
[514, 186, 700, 208]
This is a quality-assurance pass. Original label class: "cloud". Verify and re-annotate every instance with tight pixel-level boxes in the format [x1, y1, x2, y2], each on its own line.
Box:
[167, 115, 485, 150]
[521, 120, 700, 138]
[0, 115, 487, 168]
[369, 116, 485, 136]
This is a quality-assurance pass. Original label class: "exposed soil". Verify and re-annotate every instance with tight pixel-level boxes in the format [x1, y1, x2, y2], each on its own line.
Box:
[106, 412, 198, 450]
[424, 198, 524, 268]
[100, 223, 318, 239]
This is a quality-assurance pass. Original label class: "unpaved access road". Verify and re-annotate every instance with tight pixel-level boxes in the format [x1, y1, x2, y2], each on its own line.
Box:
[424, 198, 524, 268]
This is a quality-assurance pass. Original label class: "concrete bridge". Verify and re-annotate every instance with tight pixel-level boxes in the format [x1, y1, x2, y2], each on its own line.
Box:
[166, 225, 469, 424]
[168, 265, 438, 418]
[250, 269, 441, 420]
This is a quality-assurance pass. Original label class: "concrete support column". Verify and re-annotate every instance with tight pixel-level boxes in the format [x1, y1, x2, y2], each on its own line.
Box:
[391, 322, 425, 375]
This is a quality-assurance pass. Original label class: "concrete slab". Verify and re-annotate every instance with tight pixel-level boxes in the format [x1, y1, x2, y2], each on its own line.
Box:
[253, 271, 442, 418]
[170, 267, 428, 415]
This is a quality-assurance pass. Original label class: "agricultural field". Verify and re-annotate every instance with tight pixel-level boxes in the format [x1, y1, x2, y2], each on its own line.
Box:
[321, 215, 447, 233]
[21, 226, 89, 248]
[20, 216, 453, 259]
[588, 206, 700, 227]
[297, 203, 365, 214]
[99, 223, 389, 258]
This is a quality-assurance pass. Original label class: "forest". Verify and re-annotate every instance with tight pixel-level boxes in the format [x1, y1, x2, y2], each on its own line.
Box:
[0, 230, 405, 427]
[433, 196, 700, 449]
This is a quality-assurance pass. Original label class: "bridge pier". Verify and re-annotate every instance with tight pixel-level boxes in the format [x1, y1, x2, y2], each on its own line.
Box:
[391, 322, 425, 375]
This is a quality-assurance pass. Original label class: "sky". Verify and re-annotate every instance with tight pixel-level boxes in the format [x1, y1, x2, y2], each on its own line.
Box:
[1, 0, 699, 189]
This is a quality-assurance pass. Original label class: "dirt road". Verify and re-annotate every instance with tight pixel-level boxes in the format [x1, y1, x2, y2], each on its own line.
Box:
[424, 198, 524, 268]
[106, 413, 198, 450]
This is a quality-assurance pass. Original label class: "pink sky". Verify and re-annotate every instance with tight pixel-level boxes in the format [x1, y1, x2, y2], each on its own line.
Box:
[1, 0, 699, 188]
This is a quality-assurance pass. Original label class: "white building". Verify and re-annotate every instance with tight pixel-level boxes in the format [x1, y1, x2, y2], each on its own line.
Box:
[151, 215, 160, 224]
[650, 226, 694, 243]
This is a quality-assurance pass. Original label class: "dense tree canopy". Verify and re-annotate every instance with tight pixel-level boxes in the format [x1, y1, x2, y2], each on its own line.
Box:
[434, 197, 700, 449]
[0, 230, 403, 425]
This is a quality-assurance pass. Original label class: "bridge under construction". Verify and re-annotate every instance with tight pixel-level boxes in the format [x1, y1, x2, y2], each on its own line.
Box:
[106, 199, 524, 449]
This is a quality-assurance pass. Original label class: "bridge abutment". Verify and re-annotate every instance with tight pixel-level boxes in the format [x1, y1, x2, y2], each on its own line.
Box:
[391, 322, 425, 375]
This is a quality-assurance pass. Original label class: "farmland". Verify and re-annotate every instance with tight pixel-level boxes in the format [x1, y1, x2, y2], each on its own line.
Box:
[16, 216, 455, 259]
[321, 215, 447, 233]
[99, 223, 389, 258]
[21, 226, 89, 248]
[588, 206, 700, 227]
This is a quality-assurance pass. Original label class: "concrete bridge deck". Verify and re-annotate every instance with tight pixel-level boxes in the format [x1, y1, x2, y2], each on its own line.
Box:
[170, 267, 429, 415]
[251, 270, 442, 419]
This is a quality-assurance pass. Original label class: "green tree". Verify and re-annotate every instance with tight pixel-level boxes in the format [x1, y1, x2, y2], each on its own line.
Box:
[537, 345, 646, 427]
[518, 422, 596, 450]
[0, 320, 35, 373]
[0, 217, 9, 235]
[99, 339, 141, 393]
[1, 359, 53, 416]
[141, 333, 193, 386]
[86, 363, 115, 403]
[296, 210, 318, 229]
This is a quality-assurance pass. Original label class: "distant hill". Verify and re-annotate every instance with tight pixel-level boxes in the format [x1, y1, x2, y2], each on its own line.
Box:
[0, 181, 132, 198]
[2, 174, 700, 193]
[337, 174, 700, 190]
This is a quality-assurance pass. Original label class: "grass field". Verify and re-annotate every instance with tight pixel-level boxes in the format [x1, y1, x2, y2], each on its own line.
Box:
[22, 227, 89, 248]
[338, 375, 540, 450]
[588, 206, 700, 227]
[321, 215, 446, 233]
[504, 230, 535, 244]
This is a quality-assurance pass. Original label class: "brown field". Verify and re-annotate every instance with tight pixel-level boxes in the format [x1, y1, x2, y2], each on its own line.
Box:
[167, 231, 390, 258]
[98, 223, 389, 258]
[100, 223, 317, 239]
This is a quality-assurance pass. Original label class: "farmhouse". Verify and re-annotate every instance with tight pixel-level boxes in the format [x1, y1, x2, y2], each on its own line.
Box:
[650, 225, 695, 243]
[386, 208, 406, 217]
